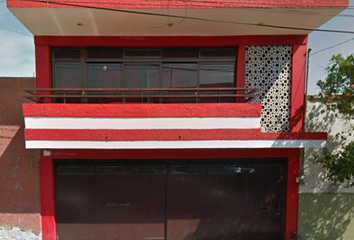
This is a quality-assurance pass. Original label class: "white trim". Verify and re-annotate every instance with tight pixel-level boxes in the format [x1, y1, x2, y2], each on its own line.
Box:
[25, 140, 326, 149]
[24, 117, 260, 130]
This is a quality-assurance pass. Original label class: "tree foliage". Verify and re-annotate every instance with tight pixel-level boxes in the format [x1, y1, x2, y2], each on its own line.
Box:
[314, 54, 354, 187]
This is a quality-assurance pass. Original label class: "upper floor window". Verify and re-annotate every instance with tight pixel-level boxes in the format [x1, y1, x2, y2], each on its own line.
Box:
[52, 47, 237, 103]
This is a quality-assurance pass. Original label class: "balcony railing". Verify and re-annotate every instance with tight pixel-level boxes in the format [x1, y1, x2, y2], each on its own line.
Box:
[24, 87, 259, 104]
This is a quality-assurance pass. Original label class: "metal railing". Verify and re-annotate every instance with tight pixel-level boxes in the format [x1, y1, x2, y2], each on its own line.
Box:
[24, 87, 259, 103]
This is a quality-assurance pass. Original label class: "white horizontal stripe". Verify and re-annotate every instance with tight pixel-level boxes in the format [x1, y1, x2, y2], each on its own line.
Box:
[25, 140, 326, 149]
[24, 117, 260, 130]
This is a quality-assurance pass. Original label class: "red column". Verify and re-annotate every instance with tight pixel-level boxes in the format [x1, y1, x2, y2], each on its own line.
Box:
[290, 45, 307, 132]
[39, 153, 56, 240]
[35, 44, 52, 103]
[285, 149, 300, 239]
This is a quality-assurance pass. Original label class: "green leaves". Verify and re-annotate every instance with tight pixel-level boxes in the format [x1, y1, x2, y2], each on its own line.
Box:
[312, 143, 354, 187]
[313, 54, 354, 187]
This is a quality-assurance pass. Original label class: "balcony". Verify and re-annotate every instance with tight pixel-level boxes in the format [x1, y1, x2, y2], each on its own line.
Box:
[24, 87, 257, 104]
[22, 87, 327, 150]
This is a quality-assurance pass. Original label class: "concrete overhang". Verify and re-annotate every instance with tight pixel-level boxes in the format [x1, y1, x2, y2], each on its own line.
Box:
[7, 0, 349, 36]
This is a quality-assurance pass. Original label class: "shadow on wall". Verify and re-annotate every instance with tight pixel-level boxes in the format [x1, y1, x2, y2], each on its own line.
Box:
[298, 97, 354, 240]
[304, 97, 354, 192]
[299, 193, 354, 240]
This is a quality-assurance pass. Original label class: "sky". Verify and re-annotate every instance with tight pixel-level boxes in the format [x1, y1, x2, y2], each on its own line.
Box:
[1, 1, 354, 94]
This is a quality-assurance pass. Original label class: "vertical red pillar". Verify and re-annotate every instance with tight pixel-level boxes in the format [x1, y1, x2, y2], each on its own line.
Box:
[35, 44, 52, 103]
[285, 149, 300, 239]
[36, 42, 55, 239]
[290, 45, 307, 132]
[39, 152, 56, 240]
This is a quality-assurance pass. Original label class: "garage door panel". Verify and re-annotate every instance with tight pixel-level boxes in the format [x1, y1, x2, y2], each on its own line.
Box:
[246, 164, 285, 240]
[54, 160, 286, 240]
[54, 162, 167, 240]
[55, 167, 96, 224]
[167, 165, 247, 239]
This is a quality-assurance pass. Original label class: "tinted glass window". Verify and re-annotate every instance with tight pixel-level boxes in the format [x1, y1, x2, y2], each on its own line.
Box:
[124, 49, 162, 58]
[87, 48, 123, 59]
[171, 166, 205, 174]
[58, 166, 93, 175]
[136, 166, 167, 174]
[161, 63, 198, 103]
[52, 47, 237, 104]
[53, 49, 81, 59]
[248, 165, 283, 174]
[199, 63, 235, 88]
[54, 62, 82, 88]
[163, 48, 198, 58]
[125, 64, 160, 88]
[97, 166, 132, 175]
[210, 165, 243, 174]
[87, 63, 122, 88]
[161, 63, 197, 88]
[199, 63, 235, 103]
[200, 48, 237, 58]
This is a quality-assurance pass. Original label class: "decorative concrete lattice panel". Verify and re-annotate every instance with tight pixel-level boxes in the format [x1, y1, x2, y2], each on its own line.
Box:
[245, 45, 292, 132]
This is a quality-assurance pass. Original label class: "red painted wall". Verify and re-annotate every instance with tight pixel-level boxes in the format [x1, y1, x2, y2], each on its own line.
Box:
[35, 35, 307, 47]
[7, 0, 349, 9]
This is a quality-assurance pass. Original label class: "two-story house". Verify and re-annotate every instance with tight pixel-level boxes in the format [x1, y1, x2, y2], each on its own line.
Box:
[6, 0, 348, 239]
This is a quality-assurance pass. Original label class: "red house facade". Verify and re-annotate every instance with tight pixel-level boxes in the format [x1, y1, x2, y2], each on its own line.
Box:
[7, 0, 348, 239]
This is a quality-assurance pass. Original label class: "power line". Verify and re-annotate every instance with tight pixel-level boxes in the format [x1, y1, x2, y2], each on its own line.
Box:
[0, 26, 33, 37]
[18, 0, 354, 35]
[311, 37, 354, 55]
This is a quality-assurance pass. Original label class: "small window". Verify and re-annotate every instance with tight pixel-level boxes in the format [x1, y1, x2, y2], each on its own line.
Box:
[136, 166, 167, 174]
[87, 48, 123, 59]
[200, 48, 237, 58]
[248, 165, 283, 174]
[124, 49, 162, 58]
[58, 166, 93, 175]
[171, 165, 205, 174]
[210, 165, 243, 174]
[163, 48, 198, 58]
[53, 49, 81, 59]
[97, 166, 132, 175]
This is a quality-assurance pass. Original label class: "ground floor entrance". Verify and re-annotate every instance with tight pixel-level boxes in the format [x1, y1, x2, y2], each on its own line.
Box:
[54, 159, 286, 240]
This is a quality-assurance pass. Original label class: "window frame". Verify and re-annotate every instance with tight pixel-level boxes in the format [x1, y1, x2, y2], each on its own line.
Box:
[52, 47, 238, 103]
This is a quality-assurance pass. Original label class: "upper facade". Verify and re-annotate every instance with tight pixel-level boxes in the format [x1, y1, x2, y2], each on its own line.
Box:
[7, 0, 348, 150]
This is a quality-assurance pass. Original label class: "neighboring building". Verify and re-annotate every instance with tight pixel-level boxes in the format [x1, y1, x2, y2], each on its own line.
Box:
[0, 78, 41, 239]
[3, 0, 348, 239]
[299, 96, 354, 240]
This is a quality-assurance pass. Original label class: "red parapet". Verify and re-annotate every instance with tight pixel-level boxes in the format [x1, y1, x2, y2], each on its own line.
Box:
[23, 103, 262, 118]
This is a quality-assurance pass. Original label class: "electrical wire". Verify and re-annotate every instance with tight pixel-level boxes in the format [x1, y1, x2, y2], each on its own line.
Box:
[311, 37, 354, 55]
[0, 26, 33, 37]
[15, 0, 354, 35]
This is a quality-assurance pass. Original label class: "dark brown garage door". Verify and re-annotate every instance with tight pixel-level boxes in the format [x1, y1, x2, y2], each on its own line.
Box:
[54, 159, 286, 240]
